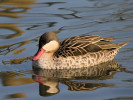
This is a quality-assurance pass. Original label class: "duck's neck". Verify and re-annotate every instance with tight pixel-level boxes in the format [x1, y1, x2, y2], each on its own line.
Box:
[33, 52, 55, 69]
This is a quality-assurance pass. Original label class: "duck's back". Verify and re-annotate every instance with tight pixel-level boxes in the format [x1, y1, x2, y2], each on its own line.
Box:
[54, 35, 128, 58]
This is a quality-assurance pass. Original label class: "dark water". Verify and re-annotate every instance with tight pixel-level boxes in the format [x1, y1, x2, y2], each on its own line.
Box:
[0, 0, 133, 100]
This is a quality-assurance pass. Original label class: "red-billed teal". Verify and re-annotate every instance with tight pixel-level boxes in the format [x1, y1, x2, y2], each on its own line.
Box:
[32, 31, 128, 69]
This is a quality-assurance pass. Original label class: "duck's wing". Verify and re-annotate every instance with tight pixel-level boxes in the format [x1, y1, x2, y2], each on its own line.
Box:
[54, 35, 125, 57]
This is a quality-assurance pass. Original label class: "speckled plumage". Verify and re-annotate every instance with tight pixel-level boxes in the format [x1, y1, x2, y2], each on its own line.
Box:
[33, 60, 122, 79]
[32, 31, 128, 69]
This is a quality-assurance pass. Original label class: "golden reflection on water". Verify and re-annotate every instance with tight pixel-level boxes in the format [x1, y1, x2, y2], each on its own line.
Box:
[0, 0, 37, 63]
[0, 39, 29, 56]
[0, 69, 33, 99]
[0, 0, 36, 18]
[2, 56, 32, 65]
[0, 0, 36, 98]
[0, 36, 39, 55]
[0, 70, 35, 86]
[0, 23, 24, 39]
[6, 93, 27, 99]
[0, 0, 36, 39]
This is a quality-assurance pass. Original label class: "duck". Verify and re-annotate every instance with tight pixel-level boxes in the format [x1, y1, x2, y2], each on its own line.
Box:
[32, 31, 128, 69]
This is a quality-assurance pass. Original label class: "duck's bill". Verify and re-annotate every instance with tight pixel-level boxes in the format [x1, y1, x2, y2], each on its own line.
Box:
[32, 48, 45, 61]
[32, 75, 45, 84]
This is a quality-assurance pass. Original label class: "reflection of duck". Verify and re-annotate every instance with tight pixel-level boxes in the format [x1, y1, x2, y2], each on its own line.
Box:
[32, 31, 128, 69]
[32, 76, 59, 97]
[32, 60, 125, 95]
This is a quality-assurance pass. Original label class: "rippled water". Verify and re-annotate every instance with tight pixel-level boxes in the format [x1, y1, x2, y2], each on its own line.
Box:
[0, 0, 133, 100]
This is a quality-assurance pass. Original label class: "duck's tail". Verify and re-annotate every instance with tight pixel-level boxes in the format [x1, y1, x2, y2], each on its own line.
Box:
[118, 41, 129, 48]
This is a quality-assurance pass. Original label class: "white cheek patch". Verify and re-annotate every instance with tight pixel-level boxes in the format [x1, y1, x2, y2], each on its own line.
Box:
[42, 40, 59, 52]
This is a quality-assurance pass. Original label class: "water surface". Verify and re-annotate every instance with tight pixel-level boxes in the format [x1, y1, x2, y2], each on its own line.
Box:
[0, 0, 133, 100]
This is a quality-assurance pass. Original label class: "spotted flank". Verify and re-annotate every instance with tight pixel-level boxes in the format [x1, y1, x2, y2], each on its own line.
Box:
[32, 31, 129, 69]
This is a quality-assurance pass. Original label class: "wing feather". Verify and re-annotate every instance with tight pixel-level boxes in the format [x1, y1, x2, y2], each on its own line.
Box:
[54, 35, 118, 57]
